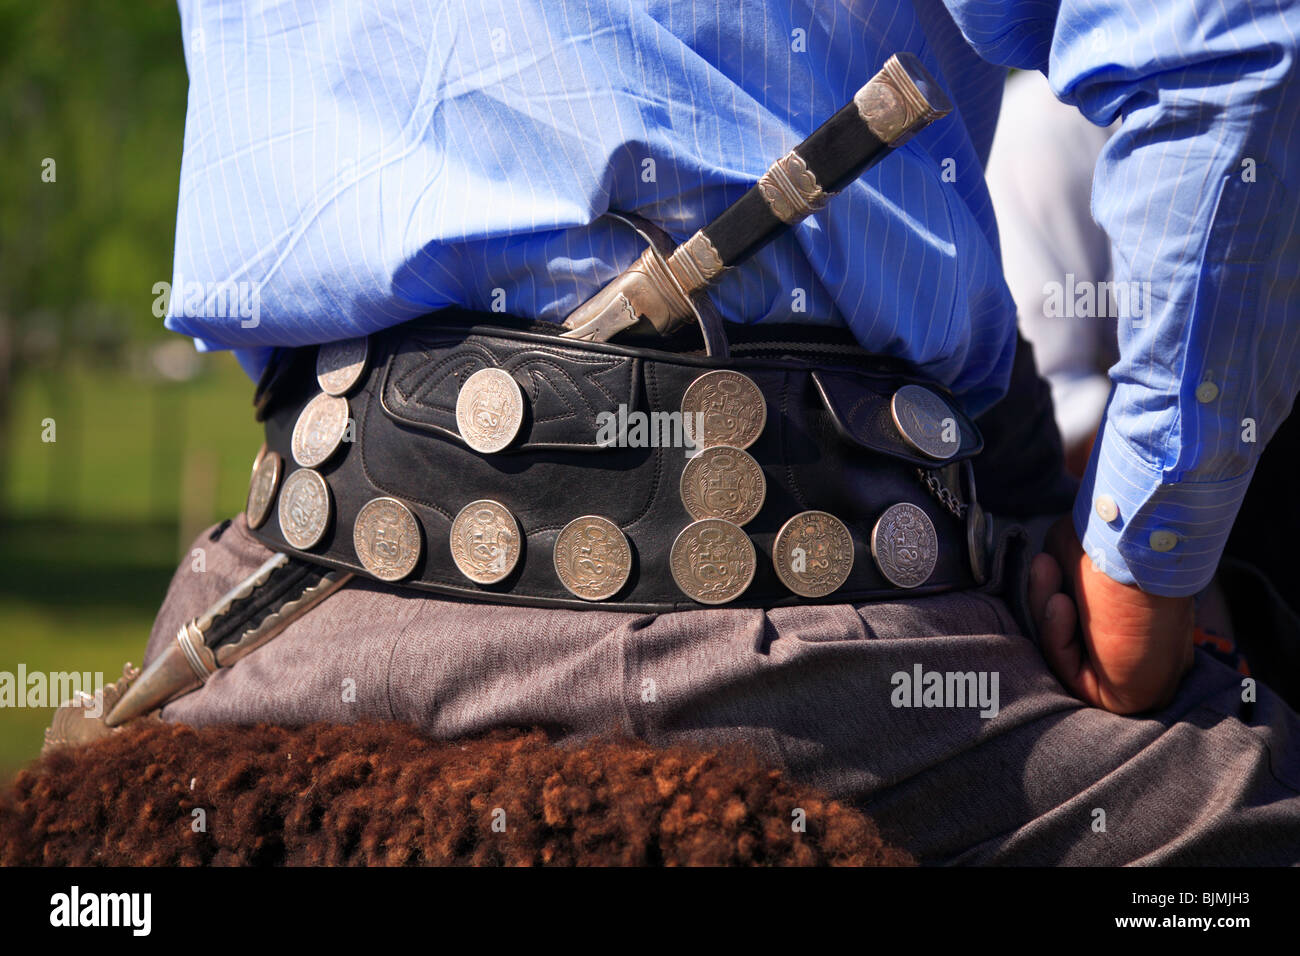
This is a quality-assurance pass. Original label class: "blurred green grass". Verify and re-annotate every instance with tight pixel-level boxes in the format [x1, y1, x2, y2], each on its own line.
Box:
[0, 0, 227, 781]
[0, 354, 260, 778]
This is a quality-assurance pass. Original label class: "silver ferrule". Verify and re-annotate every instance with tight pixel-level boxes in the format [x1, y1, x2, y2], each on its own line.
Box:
[757, 151, 829, 225]
[853, 52, 953, 148]
[666, 231, 725, 291]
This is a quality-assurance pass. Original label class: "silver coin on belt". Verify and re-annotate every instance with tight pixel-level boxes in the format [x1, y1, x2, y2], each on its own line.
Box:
[291, 392, 351, 468]
[681, 370, 767, 451]
[773, 510, 855, 598]
[354, 496, 422, 582]
[670, 518, 756, 605]
[250, 441, 268, 479]
[455, 367, 525, 454]
[246, 448, 283, 530]
[449, 499, 522, 584]
[679, 444, 766, 526]
[278, 468, 332, 550]
[890, 384, 959, 460]
[870, 501, 938, 589]
[553, 515, 633, 601]
[316, 336, 370, 397]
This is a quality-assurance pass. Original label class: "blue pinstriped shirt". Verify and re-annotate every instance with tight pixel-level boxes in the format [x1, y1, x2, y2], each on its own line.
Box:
[166, 0, 1300, 598]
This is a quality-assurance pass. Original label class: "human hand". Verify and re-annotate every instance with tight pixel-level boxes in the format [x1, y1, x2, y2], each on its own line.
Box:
[1028, 516, 1195, 714]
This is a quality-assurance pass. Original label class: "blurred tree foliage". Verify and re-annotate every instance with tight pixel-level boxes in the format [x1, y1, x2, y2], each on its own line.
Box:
[0, 0, 187, 349]
[0, 0, 187, 509]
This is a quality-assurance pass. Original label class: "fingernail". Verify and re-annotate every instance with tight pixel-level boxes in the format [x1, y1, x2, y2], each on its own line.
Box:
[1045, 600, 1056, 621]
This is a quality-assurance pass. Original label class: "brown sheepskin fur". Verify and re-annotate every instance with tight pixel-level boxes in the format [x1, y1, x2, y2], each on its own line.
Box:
[0, 722, 912, 866]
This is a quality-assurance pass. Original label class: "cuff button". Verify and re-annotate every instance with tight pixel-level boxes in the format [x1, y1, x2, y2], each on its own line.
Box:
[1094, 494, 1119, 523]
[1149, 529, 1179, 552]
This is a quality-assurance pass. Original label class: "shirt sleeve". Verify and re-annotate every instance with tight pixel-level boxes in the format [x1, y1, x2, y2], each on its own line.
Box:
[985, 69, 1117, 450]
[946, 0, 1300, 596]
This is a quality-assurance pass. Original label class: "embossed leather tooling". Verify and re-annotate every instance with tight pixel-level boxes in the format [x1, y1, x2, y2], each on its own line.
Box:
[247, 311, 988, 611]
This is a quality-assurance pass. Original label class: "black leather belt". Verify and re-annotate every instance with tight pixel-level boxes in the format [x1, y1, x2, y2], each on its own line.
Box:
[243, 311, 996, 612]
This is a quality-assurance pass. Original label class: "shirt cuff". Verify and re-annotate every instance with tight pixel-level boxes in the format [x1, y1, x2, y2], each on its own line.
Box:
[1072, 423, 1255, 597]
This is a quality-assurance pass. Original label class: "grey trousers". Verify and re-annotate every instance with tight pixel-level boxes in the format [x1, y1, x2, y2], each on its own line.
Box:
[144, 515, 1300, 865]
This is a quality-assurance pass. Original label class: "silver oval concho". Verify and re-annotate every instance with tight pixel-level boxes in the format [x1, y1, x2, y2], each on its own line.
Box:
[870, 502, 938, 589]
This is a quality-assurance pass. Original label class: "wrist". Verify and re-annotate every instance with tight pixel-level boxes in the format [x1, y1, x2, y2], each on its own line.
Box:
[1073, 419, 1253, 598]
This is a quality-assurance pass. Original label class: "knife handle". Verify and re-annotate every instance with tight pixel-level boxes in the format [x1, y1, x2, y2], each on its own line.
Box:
[665, 52, 953, 292]
[560, 52, 953, 344]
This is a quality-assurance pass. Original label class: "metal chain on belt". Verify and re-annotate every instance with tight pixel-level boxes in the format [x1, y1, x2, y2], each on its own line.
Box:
[915, 467, 966, 520]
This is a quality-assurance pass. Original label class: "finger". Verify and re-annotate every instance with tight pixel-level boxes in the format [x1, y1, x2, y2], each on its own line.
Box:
[1038, 592, 1104, 707]
[1038, 592, 1079, 683]
[1028, 551, 1063, 633]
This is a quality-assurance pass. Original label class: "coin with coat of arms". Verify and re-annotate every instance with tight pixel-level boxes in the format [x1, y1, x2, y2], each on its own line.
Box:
[870, 502, 938, 588]
[246, 448, 283, 530]
[773, 510, 855, 598]
[316, 336, 370, 396]
[680, 370, 766, 450]
[890, 384, 959, 460]
[553, 516, 632, 601]
[278, 468, 332, 550]
[354, 496, 422, 582]
[449, 499, 521, 584]
[670, 518, 756, 605]
[456, 368, 525, 454]
[679, 445, 766, 525]
[291, 392, 351, 468]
